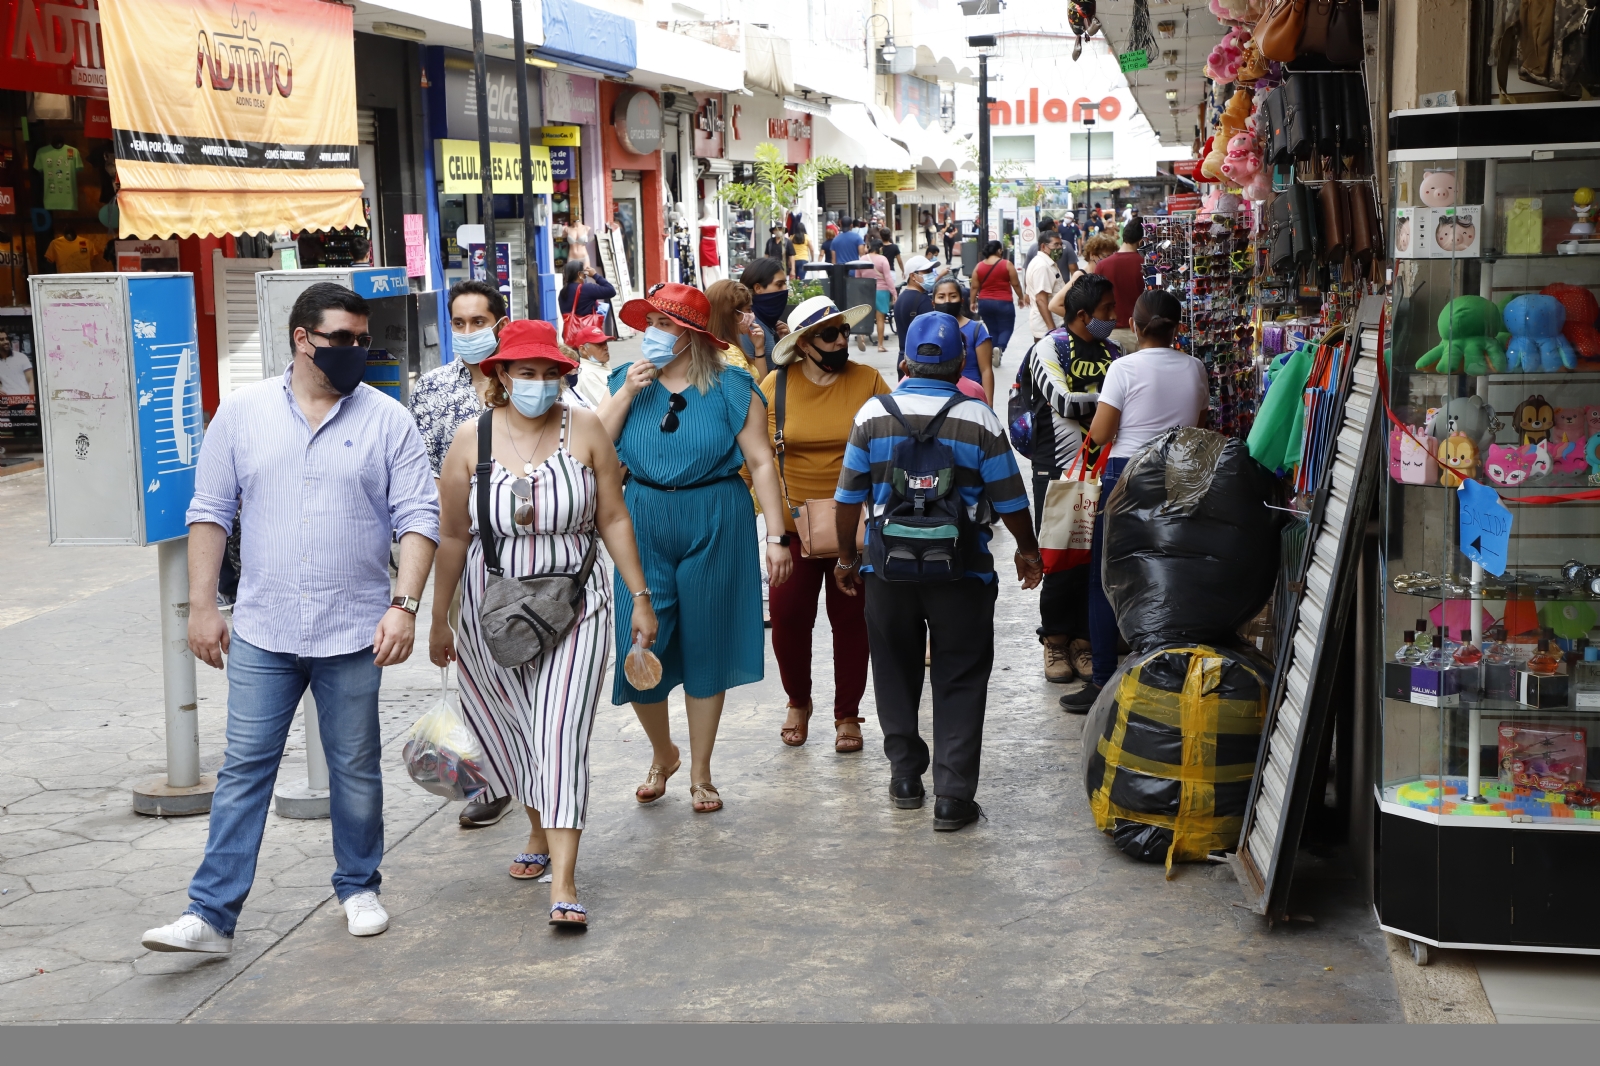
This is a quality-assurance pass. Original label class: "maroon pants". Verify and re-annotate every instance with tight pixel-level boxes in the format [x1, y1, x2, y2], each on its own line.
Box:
[769, 538, 870, 720]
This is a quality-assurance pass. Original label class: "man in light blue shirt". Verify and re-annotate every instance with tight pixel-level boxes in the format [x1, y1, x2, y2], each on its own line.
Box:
[142, 283, 438, 955]
[830, 218, 866, 266]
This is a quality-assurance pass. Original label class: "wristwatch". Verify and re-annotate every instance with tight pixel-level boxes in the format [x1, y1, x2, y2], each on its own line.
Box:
[766, 533, 791, 547]
[389, 595, 420, 615]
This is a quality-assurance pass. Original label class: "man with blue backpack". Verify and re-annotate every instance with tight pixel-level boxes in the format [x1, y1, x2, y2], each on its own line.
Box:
[831, 315, 1043, 831]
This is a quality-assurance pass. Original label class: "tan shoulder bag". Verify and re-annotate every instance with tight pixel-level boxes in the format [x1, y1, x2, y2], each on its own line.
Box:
[775, 366, 867, 558]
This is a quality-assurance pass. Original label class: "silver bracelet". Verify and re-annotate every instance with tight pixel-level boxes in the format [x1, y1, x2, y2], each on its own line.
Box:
[632, 588, 653, 599]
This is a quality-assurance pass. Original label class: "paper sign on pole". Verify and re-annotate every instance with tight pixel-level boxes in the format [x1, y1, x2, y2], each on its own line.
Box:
[403, 214, 426, 278]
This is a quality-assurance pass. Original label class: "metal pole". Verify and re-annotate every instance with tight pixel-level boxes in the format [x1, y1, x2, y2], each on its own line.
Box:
[159, 539, 199, 788]
[470, 0, 500, 303]
[132, 538, 215, 816]
[512, 0, 539, 320]
[977, 51, 990, 244]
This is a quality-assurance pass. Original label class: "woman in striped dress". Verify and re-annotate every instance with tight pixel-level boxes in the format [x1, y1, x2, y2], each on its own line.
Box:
[431, 320, 657, 930]
[597, 284, 792, 814]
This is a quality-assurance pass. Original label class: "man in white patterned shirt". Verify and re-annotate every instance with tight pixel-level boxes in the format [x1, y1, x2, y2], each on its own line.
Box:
[142, 283, 439, 955]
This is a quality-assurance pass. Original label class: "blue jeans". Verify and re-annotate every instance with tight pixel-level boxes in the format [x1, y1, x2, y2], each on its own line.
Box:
[185, 637, 384, 937]
[976, 297, 1016, 353]
[1088, 457, 1129, 687]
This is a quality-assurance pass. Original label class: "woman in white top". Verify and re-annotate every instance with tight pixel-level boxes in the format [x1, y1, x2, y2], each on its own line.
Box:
[1059, 289, 1208, 713]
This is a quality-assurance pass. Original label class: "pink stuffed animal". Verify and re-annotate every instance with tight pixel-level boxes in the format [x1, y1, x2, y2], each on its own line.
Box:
[1220, 131, 1261, 190]
[1553, 438, 1590, 475]
[1553, 408, 1586, 446]
[1206, 28, 1248, 83]
[1587, 405, 1600, 438]
[1208, 0, 1251, 24]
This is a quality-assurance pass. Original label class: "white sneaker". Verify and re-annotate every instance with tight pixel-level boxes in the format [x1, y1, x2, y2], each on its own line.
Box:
[343, 891, 389, 937]
[141, 913, 233, 954]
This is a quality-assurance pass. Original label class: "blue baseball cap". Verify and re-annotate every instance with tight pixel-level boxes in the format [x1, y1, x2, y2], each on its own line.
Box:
[904, 313, 963, 363]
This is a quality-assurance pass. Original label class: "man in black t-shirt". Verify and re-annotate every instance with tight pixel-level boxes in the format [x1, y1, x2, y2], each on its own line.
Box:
[892, 255, 936, 355]
[764, 225, 795, 274]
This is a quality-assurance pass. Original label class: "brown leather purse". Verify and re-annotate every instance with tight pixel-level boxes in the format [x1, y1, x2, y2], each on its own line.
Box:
[1347, 181, 1381, 264]
[774, 367, 867, 559]
[1318, 180, 1350, 262]
[1255, 0, 1308, 62]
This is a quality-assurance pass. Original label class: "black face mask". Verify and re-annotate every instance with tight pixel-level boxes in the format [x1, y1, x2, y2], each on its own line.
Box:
[811, 345, 849, 373]
[933, 302, 961, 317]
[310, 345, 369, 395]
[750, 289, 789, 326]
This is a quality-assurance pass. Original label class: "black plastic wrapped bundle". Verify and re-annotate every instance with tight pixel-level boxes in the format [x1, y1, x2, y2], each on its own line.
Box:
[1101, 427, 1284, 652]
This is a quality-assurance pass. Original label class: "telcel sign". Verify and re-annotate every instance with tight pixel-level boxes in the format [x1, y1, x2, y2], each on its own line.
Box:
[988, 90, 1123, 126]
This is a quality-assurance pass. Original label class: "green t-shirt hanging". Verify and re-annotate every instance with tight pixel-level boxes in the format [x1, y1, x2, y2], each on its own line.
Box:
[34, 145, 82, 212]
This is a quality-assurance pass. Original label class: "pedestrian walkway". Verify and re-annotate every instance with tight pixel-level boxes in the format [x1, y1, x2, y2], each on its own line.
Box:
[1, 345, 1400, 1023]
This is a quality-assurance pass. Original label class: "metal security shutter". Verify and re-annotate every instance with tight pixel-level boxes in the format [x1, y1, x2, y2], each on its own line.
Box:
[822, 173, 850, 210]
[211, 249, 273, 395]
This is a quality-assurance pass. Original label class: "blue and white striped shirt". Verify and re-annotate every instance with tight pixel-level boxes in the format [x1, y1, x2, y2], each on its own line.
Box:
[186, 368, 440, 658]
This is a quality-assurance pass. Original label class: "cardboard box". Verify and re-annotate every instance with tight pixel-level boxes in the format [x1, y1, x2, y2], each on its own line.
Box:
[1385, 661, 1414, 702]
[1411, 665, 1479, 707]
[1484, 662, 1517, 701]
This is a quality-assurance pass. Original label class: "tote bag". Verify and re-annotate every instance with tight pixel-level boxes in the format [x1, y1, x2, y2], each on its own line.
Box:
[1039, 447, 1108, 574]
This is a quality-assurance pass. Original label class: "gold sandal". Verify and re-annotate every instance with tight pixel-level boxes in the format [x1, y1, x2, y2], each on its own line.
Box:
[780, 702, 813, 747]
[834, 717, 865, 754]
[636, 747, 681, 804]
[690, 782, 722, 813]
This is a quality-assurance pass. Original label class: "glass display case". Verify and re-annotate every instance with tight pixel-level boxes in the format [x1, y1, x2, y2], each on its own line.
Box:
[1379, 101, 1600, 960]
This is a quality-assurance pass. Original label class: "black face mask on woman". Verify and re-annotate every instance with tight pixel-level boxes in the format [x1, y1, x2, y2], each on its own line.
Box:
[810, 344, 849, 373]
[933, 301, 962, 317]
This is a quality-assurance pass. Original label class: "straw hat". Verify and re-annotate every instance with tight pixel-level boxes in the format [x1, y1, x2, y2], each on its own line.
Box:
[769, 295, 874, 367]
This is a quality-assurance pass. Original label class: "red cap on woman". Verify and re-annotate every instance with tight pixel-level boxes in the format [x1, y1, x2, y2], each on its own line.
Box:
[480, 319, 578, 374]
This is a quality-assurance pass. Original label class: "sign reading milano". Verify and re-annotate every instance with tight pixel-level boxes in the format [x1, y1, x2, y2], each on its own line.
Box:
[100, 0, 365, 238]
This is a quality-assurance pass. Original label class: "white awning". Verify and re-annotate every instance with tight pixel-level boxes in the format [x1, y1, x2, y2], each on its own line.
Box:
[814, 103, 911, 170]
[871, 106, 963, 172]
[634, 23, 747, 93]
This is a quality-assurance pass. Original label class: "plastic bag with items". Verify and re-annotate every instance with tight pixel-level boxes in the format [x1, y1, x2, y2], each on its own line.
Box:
[402, 669, 491, 801]
[1082, 641, 1271, 875]
[1102, 426, 1283, 652]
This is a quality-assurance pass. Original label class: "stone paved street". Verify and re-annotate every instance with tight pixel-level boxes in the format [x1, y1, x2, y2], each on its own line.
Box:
[0, 336, 1402, 1022]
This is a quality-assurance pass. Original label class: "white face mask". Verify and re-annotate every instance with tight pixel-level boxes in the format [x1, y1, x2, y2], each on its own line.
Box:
[451, 319, 504, 364]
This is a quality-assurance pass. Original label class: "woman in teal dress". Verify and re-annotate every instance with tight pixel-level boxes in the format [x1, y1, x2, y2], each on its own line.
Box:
[598, 283, 792, 813]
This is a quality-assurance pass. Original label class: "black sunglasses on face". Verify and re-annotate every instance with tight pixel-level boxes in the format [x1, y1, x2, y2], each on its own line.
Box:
[812, 325, 847, 344]
[308, 328, 373, 348]
[660, 391, 688, 433]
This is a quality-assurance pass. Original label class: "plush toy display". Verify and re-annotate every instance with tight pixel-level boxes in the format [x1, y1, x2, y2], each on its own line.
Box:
[1588, 405, 1600, 439]
[1514, 394, 1556, 445]
[1207, 0, 1251, 23]
[1437, 432, 1478, 488]
[1484, 443, 1534, 486]
[1205, 27, 1249, 83]
[1588, 435, 1600, 485]
[1418, 169, 1457, 208]
[1553, 407, 1587, 446]
[1539, 283, 1600, 362]
[1504, 293, 1578, 372]
[1573, 187, 1596, 235]
[1390, 426, 1439, 484]
[1552, 438, 1590, 475]
[1425, 394, 1498, 455]
[1220, 131, 1268, 199]
[1415, 296, 1508, 375]
[1201, 134, 1227, 183]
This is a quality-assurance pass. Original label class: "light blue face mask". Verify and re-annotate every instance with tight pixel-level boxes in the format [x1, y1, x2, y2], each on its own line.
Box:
[452, 323, 501, 364]
[509, 378, 561, 419]
[640, 326, 683, 369]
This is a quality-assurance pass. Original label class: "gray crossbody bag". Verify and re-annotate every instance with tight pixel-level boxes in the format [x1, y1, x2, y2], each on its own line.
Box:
[474, 409, 598, 669]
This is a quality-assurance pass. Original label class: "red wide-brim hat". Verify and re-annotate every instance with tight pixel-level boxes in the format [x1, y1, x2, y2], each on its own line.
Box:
[619, 282, 716, 338]
[480, 318, 578, 374]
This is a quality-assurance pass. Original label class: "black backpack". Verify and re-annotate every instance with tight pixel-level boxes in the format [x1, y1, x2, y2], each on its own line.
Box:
[865, 394, 982, 583]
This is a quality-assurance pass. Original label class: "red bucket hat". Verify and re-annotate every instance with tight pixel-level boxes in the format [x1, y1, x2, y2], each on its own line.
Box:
[619, 282, 716, 338]
[480, 319, 578, 374]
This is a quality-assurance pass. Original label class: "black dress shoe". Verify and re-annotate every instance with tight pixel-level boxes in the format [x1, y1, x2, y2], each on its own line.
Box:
[889, 777, 926, 809]
[1059, 682, 1102, 715]
[459, 794, 514, 828]
[933, 796, 983, 832]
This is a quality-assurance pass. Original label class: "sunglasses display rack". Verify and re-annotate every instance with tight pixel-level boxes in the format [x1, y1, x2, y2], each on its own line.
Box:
[1140, 212, 1261, 440]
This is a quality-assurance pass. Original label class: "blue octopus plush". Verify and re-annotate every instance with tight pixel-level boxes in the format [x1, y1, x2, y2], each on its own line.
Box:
[1505, 293, 1578, 372]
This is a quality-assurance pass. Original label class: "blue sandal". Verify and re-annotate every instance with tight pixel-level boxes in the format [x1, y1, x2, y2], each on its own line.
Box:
[509, 853, 549, 880]
[549, 901, 588, 929]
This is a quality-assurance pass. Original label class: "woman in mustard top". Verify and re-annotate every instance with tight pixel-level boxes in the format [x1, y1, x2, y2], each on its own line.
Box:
[757, 295, 890, 753]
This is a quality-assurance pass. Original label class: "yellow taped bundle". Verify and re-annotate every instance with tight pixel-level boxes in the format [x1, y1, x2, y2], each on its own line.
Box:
[1081, 644, 1270, 877]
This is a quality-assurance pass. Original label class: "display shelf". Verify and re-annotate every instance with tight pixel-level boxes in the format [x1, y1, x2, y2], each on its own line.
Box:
[1384, 694, 1598, 715]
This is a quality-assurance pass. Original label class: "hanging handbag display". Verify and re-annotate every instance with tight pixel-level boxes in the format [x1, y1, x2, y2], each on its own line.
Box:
[1270, 191, 1297, 273]
[1038, 446, 1108, 574]
[1256, 0, 1308, 62]
[1300, 0, 1364, 66]
[1289, 180, 1317, 266]
[1284, 73, 1318, 161]
[1341, 72, 1370, 168]
[473, 409, 600, 669]
[1316, 72, 1343, 156]
[1348, 181, 1382, 264]
[774, 367, 866, 559]
[1265, 86, 1291, 168]
[1318, 179, 1351, 262]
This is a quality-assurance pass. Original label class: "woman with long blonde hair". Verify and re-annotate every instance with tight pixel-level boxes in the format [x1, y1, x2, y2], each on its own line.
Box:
[596, 284, 792, 813]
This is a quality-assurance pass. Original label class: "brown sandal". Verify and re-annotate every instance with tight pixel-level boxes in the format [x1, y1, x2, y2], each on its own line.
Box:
[780, 702, 813, 747]
[635, 746, 681, 804]
[834, 717, 865, 754]
[690, 782, 722, 813]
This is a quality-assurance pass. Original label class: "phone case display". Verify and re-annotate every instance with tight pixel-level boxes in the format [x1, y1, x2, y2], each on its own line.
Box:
[1379, 101, 1600, 956]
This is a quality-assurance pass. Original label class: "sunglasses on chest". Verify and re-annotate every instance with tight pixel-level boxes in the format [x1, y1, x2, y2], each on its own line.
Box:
[660, 391, 687, 433]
